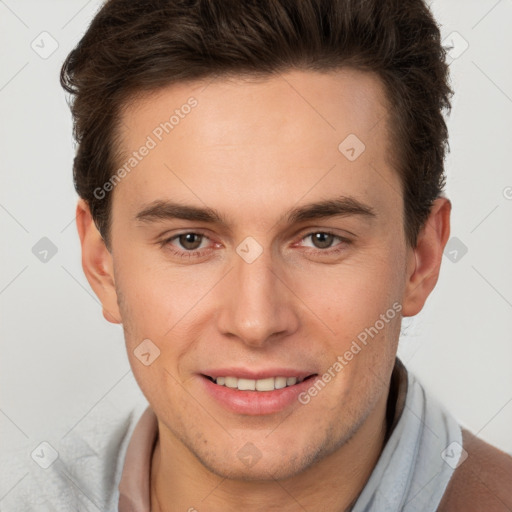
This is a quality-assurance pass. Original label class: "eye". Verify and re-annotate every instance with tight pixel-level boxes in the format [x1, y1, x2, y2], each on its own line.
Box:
[308, 232, 337, 249]
[171, 233, 207, 251]
[158, 231, 219, 261]
[159, 232, 209, 252]
[301, 232, 344, 250]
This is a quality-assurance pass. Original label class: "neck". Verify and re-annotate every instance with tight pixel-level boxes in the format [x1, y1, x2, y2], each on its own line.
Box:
[150, 387, 391, 512]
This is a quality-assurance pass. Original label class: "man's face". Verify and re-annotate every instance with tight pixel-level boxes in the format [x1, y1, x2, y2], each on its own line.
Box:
[109, 69, 411, 479]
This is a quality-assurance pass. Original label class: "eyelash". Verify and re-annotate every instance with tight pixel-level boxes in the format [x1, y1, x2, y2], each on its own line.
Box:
[159, 231, 351, 260]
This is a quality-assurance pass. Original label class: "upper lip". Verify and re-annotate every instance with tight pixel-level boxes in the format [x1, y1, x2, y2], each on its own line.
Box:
[201, 368, 317, 380]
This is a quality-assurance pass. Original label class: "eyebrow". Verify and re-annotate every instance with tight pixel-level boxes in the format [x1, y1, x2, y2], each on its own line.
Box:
[286, 196, 376, 224]
[134, 196, 376, 226]
[135, 201, 224, 224]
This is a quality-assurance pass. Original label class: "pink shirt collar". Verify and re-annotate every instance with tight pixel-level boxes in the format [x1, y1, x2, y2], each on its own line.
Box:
[118, 405, 158, 512]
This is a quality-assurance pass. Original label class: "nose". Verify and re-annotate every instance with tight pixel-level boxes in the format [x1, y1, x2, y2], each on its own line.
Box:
[215, 247, 300, 348]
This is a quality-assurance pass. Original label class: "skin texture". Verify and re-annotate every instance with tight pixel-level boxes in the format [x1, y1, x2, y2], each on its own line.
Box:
[76, 69, 452, 511]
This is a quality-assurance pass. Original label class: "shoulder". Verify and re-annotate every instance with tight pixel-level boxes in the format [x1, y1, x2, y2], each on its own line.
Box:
[437, 428, 512, 511]
[0, 402, 147, 511]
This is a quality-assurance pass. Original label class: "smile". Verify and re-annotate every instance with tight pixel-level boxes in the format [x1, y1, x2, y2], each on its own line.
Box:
[203, 374, 316, 391]
[199, 369, 320, 414]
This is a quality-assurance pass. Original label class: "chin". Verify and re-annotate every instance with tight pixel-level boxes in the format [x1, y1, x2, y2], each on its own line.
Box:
[189, 432, 342, 483]
[197, 453, 311, 482]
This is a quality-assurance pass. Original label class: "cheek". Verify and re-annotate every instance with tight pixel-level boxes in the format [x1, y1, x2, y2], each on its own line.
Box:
[293, 251, 405, 335]
[290, 248, 405, 405]
[114, 251, 200, 337]
[113, 253, 217, 395]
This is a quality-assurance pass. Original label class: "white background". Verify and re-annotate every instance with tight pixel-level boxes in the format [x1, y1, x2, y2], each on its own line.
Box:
[1, 0, 511, 497]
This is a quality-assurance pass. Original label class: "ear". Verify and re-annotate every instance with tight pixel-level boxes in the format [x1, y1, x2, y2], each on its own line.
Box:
[76, 199, 122, 324]
[402, 197, 451, 317]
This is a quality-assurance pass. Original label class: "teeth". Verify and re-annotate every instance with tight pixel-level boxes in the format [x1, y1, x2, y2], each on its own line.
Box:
[237, 378, 256, 391]
[275, 376, 287, 389]
[255, 377, 275, 391]
[212, 375, 304, 391]
[225, 376, 238, 388]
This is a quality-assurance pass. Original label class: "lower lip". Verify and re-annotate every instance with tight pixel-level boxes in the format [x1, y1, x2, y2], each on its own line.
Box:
[200, 375, 319, 415]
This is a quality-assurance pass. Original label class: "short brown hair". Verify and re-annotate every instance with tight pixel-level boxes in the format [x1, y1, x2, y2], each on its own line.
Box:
[61, 0, 452, 248]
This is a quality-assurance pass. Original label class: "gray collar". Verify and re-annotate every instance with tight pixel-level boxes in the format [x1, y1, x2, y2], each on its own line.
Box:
[351, 359, 462, 512]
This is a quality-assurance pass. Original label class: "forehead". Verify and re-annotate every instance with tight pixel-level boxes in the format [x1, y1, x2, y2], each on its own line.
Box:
[120, 68, 390, 149]
[113, 68, 398, 224]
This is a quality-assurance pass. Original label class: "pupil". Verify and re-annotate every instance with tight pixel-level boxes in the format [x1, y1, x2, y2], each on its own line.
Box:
[313, 233, 333, 249]
[180, 233, 202, 250]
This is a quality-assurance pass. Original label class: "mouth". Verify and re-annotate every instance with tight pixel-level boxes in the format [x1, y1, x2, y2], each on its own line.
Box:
[198, 368, 320, 415]
[201, 374, 317, 391]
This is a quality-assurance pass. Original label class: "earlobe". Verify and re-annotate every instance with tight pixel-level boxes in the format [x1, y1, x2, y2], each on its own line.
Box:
[402, 198, 451, 317]
[76, 199, 122, 324]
